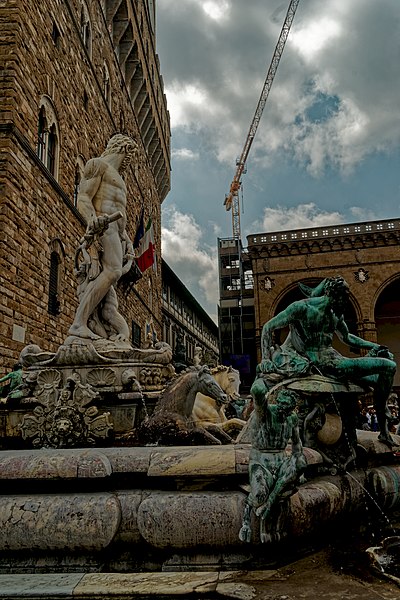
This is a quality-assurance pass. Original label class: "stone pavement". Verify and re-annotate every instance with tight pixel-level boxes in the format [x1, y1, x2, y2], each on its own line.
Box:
[0, 557, 399, 600]
[0, 571, 259, 598]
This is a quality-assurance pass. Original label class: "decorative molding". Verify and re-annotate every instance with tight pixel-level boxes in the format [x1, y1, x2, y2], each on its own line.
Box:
[262, 258, 270, 272]
[260, 276, 275, 292]
[19, 371, 113, 448]
[87, 368, 117, 387]
[249, 224, 400, 259]
[354, 268, 369, 283]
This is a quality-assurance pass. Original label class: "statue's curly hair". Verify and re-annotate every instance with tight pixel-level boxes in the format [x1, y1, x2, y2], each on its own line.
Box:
[324, 276, 349, 298]
[102, 134, 137, 157]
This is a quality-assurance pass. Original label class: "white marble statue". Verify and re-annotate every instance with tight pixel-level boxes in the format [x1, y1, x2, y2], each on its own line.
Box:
[69, 134, 138, 343]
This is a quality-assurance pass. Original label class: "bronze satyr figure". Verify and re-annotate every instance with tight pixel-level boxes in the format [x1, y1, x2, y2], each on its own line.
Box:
[258, 276, 397, 447]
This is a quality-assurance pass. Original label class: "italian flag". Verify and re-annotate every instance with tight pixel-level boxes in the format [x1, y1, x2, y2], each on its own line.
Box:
[136, 218, 155, 273]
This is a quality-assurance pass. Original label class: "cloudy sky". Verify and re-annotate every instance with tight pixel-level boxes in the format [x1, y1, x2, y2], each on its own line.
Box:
[156, 0, 400, 322]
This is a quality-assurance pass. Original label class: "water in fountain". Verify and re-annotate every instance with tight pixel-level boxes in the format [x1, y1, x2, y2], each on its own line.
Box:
[310, 367, 400, 580]
[344, 469, 396, 537]
[139, 389, 149, 421]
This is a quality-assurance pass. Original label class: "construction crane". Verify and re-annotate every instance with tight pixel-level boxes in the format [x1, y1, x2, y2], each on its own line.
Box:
[224, 0, 300, 240]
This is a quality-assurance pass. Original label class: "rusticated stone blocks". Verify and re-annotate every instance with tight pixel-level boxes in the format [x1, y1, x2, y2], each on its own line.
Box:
[0, 493, 120, 551]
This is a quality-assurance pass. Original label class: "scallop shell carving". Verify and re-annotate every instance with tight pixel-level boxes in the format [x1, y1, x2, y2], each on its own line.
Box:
[36, 369, 62, 388]
[87, 368, 116, 387]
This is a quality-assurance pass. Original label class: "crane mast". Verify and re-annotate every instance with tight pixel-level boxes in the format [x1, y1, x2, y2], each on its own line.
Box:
[224, 0, 300, 240]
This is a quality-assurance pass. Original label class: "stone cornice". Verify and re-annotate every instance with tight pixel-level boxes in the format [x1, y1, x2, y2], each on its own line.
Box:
[248, 219, 400, 258]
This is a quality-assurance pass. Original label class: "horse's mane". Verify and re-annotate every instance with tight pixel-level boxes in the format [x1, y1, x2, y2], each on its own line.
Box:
[211, 365, 239, 375]
[162, 366, 199, 394]
[155, 366, 199, 413]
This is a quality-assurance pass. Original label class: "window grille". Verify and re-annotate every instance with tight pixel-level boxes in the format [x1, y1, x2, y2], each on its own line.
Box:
[47, 124, 57, 175]
[48, 251, 61, 315]
[37, 107, 46, 162]
[132, 321, 141, 347]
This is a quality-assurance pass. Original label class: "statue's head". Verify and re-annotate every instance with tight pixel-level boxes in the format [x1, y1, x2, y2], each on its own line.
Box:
[300, 276, 349, 308]
[102, 134, 138, 170]
[275, 389, 298, 416]
[324, 276, 349, 312]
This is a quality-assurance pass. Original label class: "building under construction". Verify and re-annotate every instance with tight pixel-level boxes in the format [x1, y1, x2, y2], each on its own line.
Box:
[217, 237, 256, 391]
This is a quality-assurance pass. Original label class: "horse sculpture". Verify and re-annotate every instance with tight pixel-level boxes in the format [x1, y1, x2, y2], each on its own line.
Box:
[137, 365, 229, 445]
[192, 365, 246, 442]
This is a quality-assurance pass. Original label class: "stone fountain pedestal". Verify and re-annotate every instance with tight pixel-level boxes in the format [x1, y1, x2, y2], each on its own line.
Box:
[0, 432, 398, 575]
[0, 337, 175, 449]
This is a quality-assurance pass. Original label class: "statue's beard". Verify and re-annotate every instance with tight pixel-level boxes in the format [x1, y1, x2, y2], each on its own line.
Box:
[331, 296, 347, 315]
[119, 154, 134, 173]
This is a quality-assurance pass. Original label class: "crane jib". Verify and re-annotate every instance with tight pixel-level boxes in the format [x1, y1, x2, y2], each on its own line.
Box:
[224, 0, 301, 241]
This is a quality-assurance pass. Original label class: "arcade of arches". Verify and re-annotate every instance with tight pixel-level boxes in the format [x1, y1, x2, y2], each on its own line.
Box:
[247, 218, 400, 389]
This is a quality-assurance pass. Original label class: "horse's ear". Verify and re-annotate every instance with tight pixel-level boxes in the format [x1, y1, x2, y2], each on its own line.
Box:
[199, 365, 210, 375]
[299, 279, 327, 298]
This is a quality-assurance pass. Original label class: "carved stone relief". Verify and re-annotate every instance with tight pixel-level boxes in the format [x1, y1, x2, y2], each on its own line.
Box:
[19, 371, 113, 448]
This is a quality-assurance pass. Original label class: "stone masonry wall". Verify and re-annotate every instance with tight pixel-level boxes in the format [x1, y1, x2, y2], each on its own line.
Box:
[0, 0, 170, 373]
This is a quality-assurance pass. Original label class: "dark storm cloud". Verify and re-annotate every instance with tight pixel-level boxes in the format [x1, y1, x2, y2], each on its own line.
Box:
[158, 0, 400, 316]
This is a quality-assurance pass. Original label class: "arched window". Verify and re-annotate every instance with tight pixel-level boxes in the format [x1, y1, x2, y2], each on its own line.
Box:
[51, 20, 61, 47]
[132, 320, 141, 348]
[80, 2, 92, 57]
[37, 106, 46, 163]
[47, 124, 57, 175]
[48, 251, 61, 316]
[48, 239, 65, 316]
[36, 96, 60, 178]
[73, 167, 80, 207]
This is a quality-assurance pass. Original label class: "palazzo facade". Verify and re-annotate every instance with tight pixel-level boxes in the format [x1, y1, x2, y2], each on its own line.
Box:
[0, 0, 171, 372]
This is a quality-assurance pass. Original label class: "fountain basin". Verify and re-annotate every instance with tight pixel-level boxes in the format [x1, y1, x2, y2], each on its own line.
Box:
[0, 433, 398, 572]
